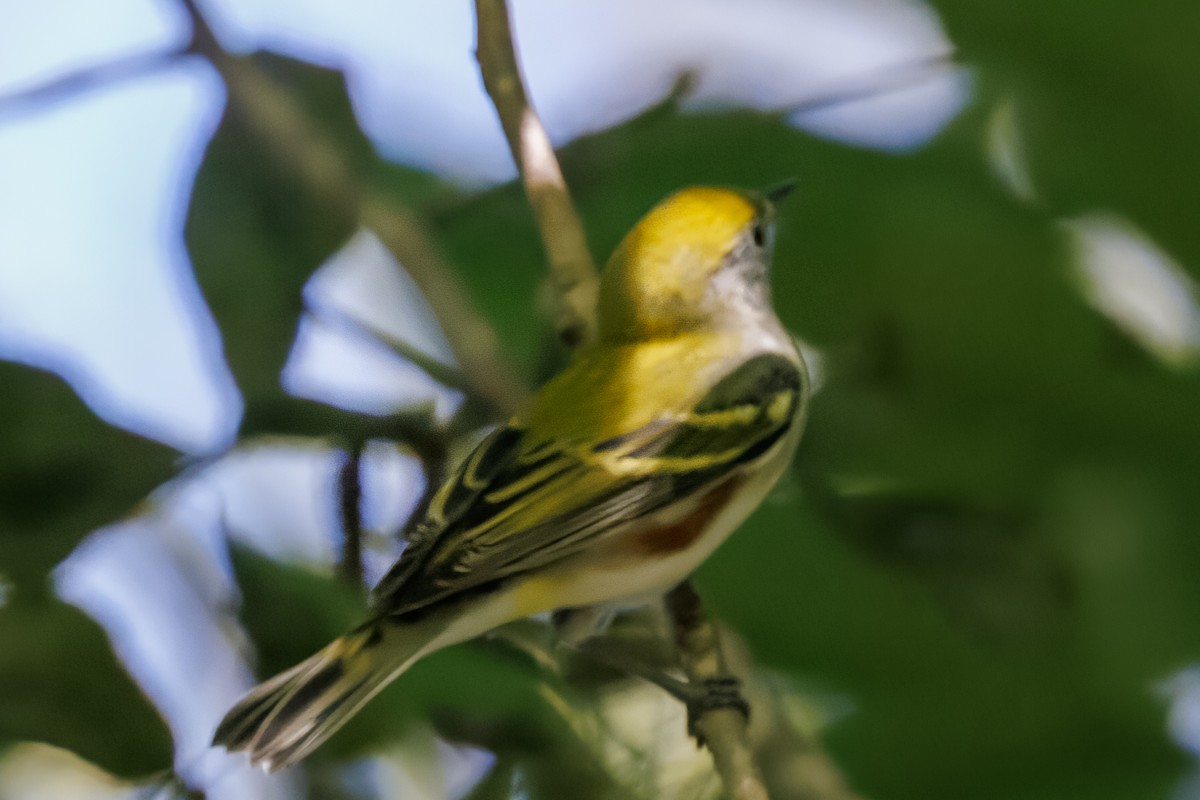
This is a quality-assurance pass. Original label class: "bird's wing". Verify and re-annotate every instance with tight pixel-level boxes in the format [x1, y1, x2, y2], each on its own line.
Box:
[370, 353, 804, 618]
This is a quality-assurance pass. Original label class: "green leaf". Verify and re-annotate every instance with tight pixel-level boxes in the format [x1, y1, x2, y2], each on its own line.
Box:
[185, 55, 357, 423]
[930, 0, 1200, 272]
[185, 53, 461, 440]
[0, 361, 175, 597]
[0, 599, 173, 777]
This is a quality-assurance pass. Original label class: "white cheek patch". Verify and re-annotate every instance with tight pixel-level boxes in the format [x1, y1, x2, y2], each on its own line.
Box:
[710, 255, 770, 315]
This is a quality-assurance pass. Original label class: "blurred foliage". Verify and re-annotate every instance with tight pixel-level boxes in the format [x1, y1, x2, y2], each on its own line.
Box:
[227, 546, 561, 768]
[184, 54, 452, 441]
[0, 362, 175, 597]
[933, 0, 1200, 271]
[3, 1, 1200, 798]
[0, 363, 175, 776]
[0, 600, 173, 776]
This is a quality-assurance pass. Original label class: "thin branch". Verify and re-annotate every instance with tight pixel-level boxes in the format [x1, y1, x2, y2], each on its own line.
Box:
[359, 194, 529, 416]
[307, 301, 475, 398]
[473, 0, 599, 348]
[179, 0, 529, 419]
[337, 442, 365, 589]
[719, 626, 865, 800]
[779, 50, 958, 119]
[667, 581, 769, 800]
[0, 49, 182, 120]
[178, 0, 220, 57]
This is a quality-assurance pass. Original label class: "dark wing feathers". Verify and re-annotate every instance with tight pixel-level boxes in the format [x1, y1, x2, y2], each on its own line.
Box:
[367, 425, 530, 606]
[599, 352, 802, 463]
[370, 354, 802, 618]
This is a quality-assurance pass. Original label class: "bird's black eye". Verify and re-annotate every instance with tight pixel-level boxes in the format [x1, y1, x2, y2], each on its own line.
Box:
[752, 223, 766, 248]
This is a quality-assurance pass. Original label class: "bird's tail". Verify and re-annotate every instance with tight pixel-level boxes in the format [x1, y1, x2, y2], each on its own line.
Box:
[213, 618, 435, 771]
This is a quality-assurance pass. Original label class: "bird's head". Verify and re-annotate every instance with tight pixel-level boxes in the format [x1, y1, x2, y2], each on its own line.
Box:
[596, 184, 792, 342]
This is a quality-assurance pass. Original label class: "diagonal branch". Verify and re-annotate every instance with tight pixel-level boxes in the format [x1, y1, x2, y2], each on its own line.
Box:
[178, 0, 530, 419]
[0, 48, 183, 120]
[473, 0, 599, 348]
[306, 300, 476, 398]
[779, 50, 959, 120]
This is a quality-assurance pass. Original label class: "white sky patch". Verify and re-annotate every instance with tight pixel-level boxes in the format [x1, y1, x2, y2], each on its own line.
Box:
[305, 229, 459, 368]
[54, 504, 301, 800]
[1065, 214, 1200, 367]
[284, 229, 464, 421]
[0, 59, 240, 454]
[195, 437, 423, 578]
[196, 438, 427, 588]
[198, 0, 967, 182]
[0, 0, 185, 96]
[359, 441, 426, 588]
[282, 314, 463, 421]
[788, 65, 969, 153]
[360, 440, 426, 536]
[339, 729, 495, 800]
[201, 441, 344, 566]
[1157, 665, 1200, 793]
[1166, 668, 1200, 757]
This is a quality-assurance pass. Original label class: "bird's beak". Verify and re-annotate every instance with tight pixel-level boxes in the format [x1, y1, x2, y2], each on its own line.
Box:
[763, 179, 798, 204]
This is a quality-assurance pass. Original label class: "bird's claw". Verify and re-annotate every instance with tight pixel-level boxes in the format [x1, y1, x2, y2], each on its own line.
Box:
[685, 675, 750, 747]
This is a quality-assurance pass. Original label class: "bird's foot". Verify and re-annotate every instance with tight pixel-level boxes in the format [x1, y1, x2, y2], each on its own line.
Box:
[685, 675, 750, 747]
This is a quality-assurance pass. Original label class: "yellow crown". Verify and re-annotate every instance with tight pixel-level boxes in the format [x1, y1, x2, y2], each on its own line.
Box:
[598, 187, 761, 341]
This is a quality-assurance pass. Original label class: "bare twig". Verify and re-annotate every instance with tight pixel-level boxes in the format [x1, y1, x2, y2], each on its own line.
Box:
[359, 194, 528, 416]
[0, 48, 183, 120]
[667, 581, 769, 800]
[720, 627, 865, 800]
[306, 301, 475, 397]
[337, 442, 365, 588]
[473, 0, 599, 348]
[779, 50, 958, 119]
[179, 0, 529, 419]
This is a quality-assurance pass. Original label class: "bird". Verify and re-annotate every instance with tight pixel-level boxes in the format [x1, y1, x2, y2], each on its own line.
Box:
[212, 183, 810, 771]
